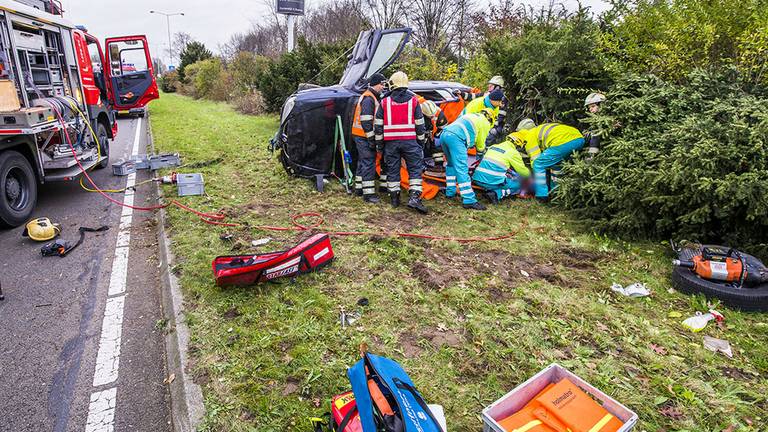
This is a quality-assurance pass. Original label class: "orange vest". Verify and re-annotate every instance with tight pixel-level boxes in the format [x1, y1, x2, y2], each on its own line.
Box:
[351, 90, 379, 138]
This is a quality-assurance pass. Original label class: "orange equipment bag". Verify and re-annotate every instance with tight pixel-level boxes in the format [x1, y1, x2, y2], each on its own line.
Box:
[330, 391, 363, 432]
[498, 379, 624, 432]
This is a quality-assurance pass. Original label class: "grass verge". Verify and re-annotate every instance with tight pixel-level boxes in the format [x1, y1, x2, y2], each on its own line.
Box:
[150, 92, 768, 431]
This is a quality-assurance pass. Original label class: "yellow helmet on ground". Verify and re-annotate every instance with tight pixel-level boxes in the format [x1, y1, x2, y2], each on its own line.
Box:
[420, 100, 439, 118]
[389, 71, 409, 89]
[22, 217, 61, 241]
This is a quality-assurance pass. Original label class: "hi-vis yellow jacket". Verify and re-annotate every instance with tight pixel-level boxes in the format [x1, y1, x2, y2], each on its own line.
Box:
[510, 123, 583, 159]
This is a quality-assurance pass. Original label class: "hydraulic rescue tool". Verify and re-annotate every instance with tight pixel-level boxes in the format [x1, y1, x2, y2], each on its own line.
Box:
[672, 245, 768, 287]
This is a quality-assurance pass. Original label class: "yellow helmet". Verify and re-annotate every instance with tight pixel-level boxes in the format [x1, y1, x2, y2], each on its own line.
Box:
[389, 71, 409, 89]
[22, 217, 61, 241]
[420, 100, 439, 118]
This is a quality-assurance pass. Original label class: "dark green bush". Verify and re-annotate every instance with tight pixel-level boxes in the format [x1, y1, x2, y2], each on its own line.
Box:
[159, 70, 179, 93]
[557, 68, 768, 250]
[483, 5, 611, 125]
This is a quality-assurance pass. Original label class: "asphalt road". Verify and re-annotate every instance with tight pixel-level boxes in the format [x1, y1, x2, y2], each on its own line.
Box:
[0, 117, 171, 432]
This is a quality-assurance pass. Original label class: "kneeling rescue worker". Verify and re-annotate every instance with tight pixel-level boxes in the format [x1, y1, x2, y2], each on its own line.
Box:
[441, 108, 496, 210]
[351, 73, 387, 203]
[512, 119, 585, 203]
[374, 71, 428, 214]
[471, 135, 530, 203]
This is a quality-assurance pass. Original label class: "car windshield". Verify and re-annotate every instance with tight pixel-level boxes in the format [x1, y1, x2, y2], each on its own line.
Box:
[339, 29, 409, 90]
[365, 32, 407, 80]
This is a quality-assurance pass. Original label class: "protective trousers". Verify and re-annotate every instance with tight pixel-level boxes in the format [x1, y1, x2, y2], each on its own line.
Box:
[384, 139, 424, 194]
[473, 177, 521, 201]
[354, 136, 377, 195]
[531, 137, 585, 198]
[441, 132, 477, 204]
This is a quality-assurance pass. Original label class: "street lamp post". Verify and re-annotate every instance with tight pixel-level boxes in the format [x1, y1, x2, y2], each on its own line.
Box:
[149, 10, 184, 67]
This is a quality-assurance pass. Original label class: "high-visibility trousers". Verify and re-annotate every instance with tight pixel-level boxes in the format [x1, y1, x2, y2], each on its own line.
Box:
[441, 132, 477, 204]
[473, 177, 521, 201]
[532, 138, 584, 198]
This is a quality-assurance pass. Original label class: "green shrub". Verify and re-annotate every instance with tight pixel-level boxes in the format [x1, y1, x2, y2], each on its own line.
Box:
[159, 70, 179, 93]
[599, 0, 768, 84]
[483, 5, 611, 125]
[229, 52, 271, 97]
[258, 37, 351, 112]
[557, 68, 768, 250]
[391, 47, 458, 82]
[181, 58, 231, 101]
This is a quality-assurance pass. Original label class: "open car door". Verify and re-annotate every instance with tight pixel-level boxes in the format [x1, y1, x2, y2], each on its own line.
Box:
[104, 35, 159, 110]
[339, 28, 411, 91]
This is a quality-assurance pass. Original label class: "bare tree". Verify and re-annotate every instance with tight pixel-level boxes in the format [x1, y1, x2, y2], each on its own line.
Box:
[364, 0, 407, 28]
[169, 32, 193, 60]
[302, 0, 369, 44]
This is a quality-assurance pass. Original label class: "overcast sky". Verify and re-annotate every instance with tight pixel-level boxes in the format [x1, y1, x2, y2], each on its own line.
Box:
[62, 0, 610, 66]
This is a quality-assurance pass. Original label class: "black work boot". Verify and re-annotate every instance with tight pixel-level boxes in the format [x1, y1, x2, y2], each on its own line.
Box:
[463, 201, 487, 211]
[390, 191, 400, 208]
[485, 191, 499, 204]
[407, 191, 428, 214]
[354, 188, 363, 197]
[363, 194, 380, 204]
[379, 184, 388, 194]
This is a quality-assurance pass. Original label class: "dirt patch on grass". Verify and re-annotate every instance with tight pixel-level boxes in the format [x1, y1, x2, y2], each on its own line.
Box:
[411, 245, 569, 289]
[556, 245, 613, 270]
[720, 367, 756, 382]
[424, 329, 463, 348]
[398, 332, 424, 358]
[366, 211, 424, 234]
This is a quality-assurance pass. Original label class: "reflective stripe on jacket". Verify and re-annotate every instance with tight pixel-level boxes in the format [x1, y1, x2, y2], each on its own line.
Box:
[380, 96, 420, 141]
[442, 112, 491, 153]
[351, 89, 379, 138]
[513, 123, 583, 159]
[461, 95, 499, 120]
[477, 140, 530, 178]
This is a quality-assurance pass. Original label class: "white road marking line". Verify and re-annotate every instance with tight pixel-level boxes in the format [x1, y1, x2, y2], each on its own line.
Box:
[84, 388, 117, 432]
[86, 117, 143, 431]
[92, 296, 125, 386]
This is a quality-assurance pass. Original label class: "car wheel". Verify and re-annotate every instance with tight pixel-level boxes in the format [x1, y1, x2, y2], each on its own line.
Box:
[0, 150, 38, 227]
[672, 245, 768, 311]
[96, 123, 110, 169]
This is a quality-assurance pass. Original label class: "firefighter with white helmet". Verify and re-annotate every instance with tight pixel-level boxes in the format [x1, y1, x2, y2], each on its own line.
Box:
[583, 92, 607, 156]
[374, 71, 429, 214]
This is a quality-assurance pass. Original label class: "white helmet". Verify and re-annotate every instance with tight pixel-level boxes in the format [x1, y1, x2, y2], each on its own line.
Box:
[420, 100, 439, 118]
[389, 71, 409, 89]
[516, 118, 535, 131]
[584, 92, 606, 107]
[488, 75, 505, 88]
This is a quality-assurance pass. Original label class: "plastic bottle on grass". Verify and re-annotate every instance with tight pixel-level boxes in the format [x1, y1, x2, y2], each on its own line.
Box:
[682, 309, 724, 332]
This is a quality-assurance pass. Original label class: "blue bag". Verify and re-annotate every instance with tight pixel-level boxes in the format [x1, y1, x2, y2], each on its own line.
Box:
[347, 353, 443, 432]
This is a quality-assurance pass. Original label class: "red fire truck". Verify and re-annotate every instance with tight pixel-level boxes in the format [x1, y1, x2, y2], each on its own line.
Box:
[0, 0, 159, 226]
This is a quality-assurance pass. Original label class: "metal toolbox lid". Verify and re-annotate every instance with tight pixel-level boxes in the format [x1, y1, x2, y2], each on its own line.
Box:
[482, 363, 638, 432]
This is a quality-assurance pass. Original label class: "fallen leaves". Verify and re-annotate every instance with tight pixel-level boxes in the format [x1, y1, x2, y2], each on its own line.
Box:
[649, 343, 667, 355]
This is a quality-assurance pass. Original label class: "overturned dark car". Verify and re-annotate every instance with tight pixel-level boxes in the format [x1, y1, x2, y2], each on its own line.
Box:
[271, 28, 471, 180]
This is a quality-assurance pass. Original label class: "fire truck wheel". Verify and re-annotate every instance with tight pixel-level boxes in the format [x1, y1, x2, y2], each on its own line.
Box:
[96, 123, 110, 169]
[0, 150, 38, 228]
[672, 245, 768, 311]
